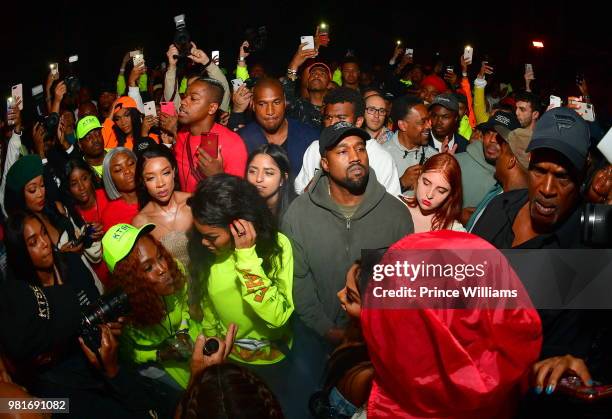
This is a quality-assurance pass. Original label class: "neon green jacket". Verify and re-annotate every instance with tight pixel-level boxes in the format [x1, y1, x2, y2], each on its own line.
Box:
[236, 66, 249, 81]
[332, 68, 342, 86]
[119, 283, 191, 388]
[116, 74, 148, 96]
[191, 233, 294, 365]
[459, 115, 473, 140]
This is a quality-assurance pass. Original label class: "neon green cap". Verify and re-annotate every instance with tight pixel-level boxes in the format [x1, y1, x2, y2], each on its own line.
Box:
[76, 115, 102, 140]
[102, 223, 155, 273]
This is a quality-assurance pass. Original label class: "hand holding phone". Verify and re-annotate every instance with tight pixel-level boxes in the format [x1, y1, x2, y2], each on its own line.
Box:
[549, 95, 562, 109]
[133, 53, 145, 67]
[557, 376, 612, 401]
[6, 97, 15, 126]
[211, 50, 220, 65]
[405, 48, 414, 59]
[231, 79, 244, 91]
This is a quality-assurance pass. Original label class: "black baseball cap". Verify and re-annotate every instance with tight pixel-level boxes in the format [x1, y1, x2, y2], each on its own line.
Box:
[319, 122, 371, 155]
[429, 93, 459, 113]
[526, 107, 590, 171]
[481, 111, 521, 140]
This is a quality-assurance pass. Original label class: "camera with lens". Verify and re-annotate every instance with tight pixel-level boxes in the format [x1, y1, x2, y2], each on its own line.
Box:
[31, 85, 59, 136]
[581, 203, 612, 247]
[173, 14, 191, 60]
[80, 289, 131, 351]
[244, 26, 268, 53]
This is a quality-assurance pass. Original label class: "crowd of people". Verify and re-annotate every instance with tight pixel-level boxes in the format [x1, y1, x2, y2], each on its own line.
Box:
[0, 21, 611, 419]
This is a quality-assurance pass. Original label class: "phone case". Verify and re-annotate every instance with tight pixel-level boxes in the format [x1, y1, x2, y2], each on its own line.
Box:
[200, 133, 218, 159]
[549, 95, 562, 108]
[144, 101, 157, 117]
[133, 54, 145, 67]
[231, 79, 244, 90]
[463, 47, 473, 63]
[160, 102, 176, 116]
[301, 36, 315, 50]
[558, 377, 612, 401]
[11, 84, 23, 110]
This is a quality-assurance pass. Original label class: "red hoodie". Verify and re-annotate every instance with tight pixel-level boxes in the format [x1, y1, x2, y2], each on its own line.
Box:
[362, 231, 542, 418]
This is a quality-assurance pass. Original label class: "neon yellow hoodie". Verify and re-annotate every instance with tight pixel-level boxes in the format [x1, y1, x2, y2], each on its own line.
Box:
[190, 233, 294, 365]
[119, 283, 191, 388]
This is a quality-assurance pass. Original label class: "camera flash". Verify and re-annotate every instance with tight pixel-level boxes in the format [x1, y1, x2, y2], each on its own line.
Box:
[320, 23, 326, 29]
[396, 40, 401, 45]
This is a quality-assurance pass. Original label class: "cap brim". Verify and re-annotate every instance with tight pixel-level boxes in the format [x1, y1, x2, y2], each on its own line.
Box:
[105, 223, 156, 272]
[78, 126, 102, 140]
[494, 125, 511, 141]
[325, 128, 371, 151]
[526, 138, 584, 170]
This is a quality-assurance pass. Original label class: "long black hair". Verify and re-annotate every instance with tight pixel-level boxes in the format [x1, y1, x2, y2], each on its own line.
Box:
[4, 176, 80, 243]
[135, 143, 181, 209]
[61, 158, 102, 225]
[187, 174, 282, 320]
[4, 211, 66, 285]
[112, 106, 142, 147]
[245, 144, 295, 219]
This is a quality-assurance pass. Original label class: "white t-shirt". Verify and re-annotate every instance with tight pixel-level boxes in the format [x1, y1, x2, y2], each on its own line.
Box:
[294, 139, 402, 196]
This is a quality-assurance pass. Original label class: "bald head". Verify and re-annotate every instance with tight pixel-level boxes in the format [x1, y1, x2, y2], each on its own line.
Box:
[253, 78, 284, 100]
[251, 78, 286, 134]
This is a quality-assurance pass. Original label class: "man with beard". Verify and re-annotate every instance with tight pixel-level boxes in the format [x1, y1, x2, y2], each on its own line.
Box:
[471, 108, 612, 418]
[75, 115, 107, 177]
[169, 77, 247, 193]
[238, 78, 318, 177]
[455, 111, 520, 213]
[294, 87, 401, 196]
[428, 93, 469, 153]
[283, 42, 332, 129]
[382, 96, 438, 195]
[282, 122, 413, 398]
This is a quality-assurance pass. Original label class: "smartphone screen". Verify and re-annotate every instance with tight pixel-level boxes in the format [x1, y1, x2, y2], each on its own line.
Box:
[406, 48, 414, 57]
[199, 133, 218, 159]
[300, 36, 315, 50]
[212, 50, 220, 64]
[160, 101, 176, 116]
[68, 55, 79, 63]
[133, 54, 145, 67]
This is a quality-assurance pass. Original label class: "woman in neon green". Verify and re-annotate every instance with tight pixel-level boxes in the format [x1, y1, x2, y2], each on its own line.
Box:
[101, 223, 193, 391]
[186, 174, 297, 413]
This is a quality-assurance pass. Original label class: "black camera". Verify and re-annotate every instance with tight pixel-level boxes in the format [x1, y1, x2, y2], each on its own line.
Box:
[80, 289, 130, 351]
[64, 76, 81, 98]
[244, 26, 268, 53]
[31, 85, 59, 136]
[581, 203, 612, 247]
[244, 77, 259, 89]
[173, 14, 191, 60]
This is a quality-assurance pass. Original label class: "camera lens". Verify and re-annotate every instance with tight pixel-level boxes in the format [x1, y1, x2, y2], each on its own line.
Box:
[203, 338, 220, 356]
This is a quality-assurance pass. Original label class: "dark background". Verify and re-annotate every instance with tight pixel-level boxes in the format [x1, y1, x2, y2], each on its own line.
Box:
[2, 1, 611, 123]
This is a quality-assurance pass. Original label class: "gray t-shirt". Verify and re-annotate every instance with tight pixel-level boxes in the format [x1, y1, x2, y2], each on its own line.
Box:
[382, 132, 438, 194]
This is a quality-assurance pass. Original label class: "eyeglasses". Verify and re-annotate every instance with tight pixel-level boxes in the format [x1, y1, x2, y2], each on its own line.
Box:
[365, 106, 387, 116]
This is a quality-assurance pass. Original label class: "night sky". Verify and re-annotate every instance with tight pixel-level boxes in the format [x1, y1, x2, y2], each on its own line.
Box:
[3, 1, 611, 121]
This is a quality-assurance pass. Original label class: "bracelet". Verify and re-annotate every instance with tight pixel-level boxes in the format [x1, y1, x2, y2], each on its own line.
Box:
[238, 56, 245, 62]
[462, 72, 468, 77]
